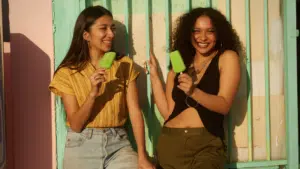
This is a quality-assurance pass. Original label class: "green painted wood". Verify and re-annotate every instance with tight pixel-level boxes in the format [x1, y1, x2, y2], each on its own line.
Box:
[206, 0, 211, 7]
[124, 0, 130, 56]
[86, 0, 93, 7]
[225, 160, 287, 168]
[79, 0, 86, 11]
[52, 1, 82, 169]
[245, 0, 253, 162]
[283, 0, 299, 168]
[235, 167, 279, 169]
[186, 0, 191, 12]
[263, 0, 271, 161]
[145, 0, 154, 156]
[103, 0, 110, 10]
[225, 0, 233, 162]
[165, 0, 170, 69]
[226, 0, 231, 21]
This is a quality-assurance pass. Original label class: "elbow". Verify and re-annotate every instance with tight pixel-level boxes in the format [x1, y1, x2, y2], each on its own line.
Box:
[67, 116, 84, 133]
[218, 97, 231, 115]
[220, 105, 231, 115]
[69, 122, 83, 133]
[70, 126, 83, 133]
[213, 105, 230, 115]
[221, 109, 229, 115]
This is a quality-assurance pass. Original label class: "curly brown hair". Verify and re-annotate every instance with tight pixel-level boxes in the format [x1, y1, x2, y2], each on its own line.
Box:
[171, 7, 242, 69]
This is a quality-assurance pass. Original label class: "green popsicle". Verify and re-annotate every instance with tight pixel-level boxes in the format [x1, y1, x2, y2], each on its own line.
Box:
[99, 52, 116, 69]
[170, 50, 186, 73]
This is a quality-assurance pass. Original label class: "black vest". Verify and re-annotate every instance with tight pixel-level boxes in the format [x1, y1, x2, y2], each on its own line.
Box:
[165, 53, 225, 139]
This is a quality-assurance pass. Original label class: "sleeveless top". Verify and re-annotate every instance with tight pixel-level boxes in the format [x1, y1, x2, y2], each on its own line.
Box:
[165, 52, 225, 139]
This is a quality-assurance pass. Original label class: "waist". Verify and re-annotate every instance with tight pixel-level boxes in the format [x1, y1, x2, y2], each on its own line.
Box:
[67, 127, 126, 136]
[65, 115, 128, 128]
[161, 126, 208, 136]
[66, 123, 126, 128]
[165, 108, 204, 128]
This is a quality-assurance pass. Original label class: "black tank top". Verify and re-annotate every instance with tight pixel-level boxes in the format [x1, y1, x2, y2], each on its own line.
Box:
[165, 52, 225, 139]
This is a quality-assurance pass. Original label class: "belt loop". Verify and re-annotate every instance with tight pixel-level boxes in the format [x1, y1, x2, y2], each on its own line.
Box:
[110, 128, 117, 137]
[90, 128, 94, 137]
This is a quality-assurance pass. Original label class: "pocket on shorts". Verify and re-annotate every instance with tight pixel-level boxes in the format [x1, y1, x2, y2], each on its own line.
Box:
[116, 128, 128, 141]
[65, 131, 86, 148]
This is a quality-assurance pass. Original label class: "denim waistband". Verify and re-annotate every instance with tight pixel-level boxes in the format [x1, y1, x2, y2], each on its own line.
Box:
[67, 127, 126, 139]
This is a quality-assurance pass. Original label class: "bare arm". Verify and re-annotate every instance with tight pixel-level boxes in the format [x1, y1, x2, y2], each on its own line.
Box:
[150, 71, 176, 120]
[61, 93, 95, 132]
[126, 80, 155, 169]
[61, 69, 106, 132]
[147, 53, 176, 120]
[178, 50, 241, 115]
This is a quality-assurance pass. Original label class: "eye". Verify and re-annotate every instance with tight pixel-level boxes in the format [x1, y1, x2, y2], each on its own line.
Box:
[208, 29, 215, 33]
[192, 29, 201, 34]
[111, 27, 116, 32]
[99, 27, 107, 30]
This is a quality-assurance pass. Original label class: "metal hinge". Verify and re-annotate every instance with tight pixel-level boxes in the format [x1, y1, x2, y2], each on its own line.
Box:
[53, 25, 56, 33]
[52, 0, 56, 33]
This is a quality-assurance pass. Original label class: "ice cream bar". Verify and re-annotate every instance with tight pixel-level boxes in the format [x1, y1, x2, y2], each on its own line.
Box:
[99, 52, 116, 69]
[170, 50, 186, 73]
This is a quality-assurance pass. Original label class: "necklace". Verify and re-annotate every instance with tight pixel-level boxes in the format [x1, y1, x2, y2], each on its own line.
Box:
[189, 57, 213, 85]
[185, 56, 214, 108]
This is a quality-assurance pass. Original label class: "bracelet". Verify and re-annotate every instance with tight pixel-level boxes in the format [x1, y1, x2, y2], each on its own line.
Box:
[185, 95, 199, 108]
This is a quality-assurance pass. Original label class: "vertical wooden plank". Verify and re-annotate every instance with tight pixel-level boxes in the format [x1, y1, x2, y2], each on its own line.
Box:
[245, 0, 253, 162]
[283, 0, 299, 168]
[263, 0, 271, 161]
[52, 1, 81, 169]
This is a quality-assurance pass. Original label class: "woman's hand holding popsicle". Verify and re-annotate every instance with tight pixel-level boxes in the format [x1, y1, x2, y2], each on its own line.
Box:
[177, 73, 195, 96]
[89, 68, 107, 98]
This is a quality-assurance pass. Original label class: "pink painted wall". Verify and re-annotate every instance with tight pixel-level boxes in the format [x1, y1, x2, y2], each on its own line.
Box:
[7, 0, 55, 169]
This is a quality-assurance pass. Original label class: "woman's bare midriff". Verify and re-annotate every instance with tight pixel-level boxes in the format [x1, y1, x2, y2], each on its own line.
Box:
[164, 108, 204, 128]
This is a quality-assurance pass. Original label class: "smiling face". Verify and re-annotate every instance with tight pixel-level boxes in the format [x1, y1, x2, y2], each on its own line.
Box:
[83, 15, 116, 55]
[191, 15, 217, 56]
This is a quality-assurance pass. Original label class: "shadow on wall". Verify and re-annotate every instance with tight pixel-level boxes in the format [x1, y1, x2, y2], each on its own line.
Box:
[225, 40, 249, 166]
[2, 0, 14, 168]
[10, 33, 52, 169]
[113, 19, 162, 157]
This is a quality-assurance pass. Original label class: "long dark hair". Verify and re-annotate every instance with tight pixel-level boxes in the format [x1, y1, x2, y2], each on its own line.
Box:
[55, 6, 112, 73]
[171, 7, 241, 69]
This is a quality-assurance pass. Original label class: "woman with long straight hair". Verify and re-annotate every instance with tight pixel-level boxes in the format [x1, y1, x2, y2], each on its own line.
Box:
[49, 5, 155, 169]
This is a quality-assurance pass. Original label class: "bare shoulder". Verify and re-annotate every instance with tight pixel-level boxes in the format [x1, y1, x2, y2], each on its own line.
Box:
[220, 50, 239, 59]
[219, 50, 240, 68]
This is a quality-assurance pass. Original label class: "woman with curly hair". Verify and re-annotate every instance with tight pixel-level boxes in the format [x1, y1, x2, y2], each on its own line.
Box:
[148, 7, 241, 169]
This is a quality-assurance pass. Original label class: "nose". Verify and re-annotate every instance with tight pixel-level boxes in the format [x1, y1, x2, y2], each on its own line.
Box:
[199, 31, 207, 41]
[106, 27, 115, 38]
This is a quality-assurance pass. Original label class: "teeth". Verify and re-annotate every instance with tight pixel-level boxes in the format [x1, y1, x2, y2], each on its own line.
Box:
[103, 41, 112, 44]
[198, 43, 208, 48]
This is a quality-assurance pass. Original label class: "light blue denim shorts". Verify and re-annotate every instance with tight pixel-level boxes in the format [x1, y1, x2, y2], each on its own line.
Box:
[63, 127, 138, 169]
